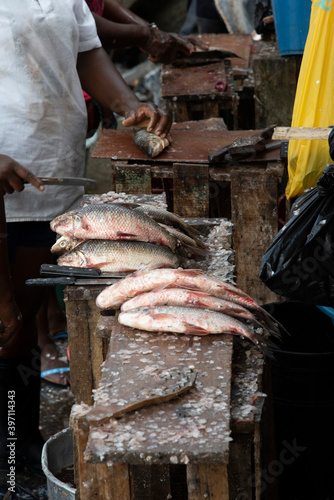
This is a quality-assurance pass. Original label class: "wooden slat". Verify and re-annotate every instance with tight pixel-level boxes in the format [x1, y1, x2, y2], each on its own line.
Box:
[173, 163, 209, 217]
[111, 164, 152, 194]
[187, 464, 229, 500]
[272, 126, 330, 141]
[230, 164, 280, 303]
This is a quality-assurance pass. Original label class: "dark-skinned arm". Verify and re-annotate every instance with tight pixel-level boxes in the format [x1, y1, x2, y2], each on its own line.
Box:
[91, 0, 208, 64]
[77, 47, 172, 137]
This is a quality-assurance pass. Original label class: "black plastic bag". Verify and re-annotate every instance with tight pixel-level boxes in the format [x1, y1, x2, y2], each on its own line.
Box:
[259, 164, 334, 305]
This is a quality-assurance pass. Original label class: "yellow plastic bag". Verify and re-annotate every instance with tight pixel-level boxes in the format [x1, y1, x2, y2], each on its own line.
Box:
[286, 0, 334, 199]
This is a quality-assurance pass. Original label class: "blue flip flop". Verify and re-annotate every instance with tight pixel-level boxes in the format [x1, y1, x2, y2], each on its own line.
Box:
[41, 367, 70, 387]
[52, 330, 68, 340]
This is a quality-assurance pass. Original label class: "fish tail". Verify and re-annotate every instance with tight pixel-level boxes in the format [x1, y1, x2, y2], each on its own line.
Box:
[175, 241, 209, 260]
[251, 333, 279, 359]
[257, 308, 288, 340]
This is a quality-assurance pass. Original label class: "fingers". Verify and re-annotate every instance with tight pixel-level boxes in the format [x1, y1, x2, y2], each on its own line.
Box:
[122, 104, 172, 137]
[185, 35, 209, 51]
[0, 155, 45, 194]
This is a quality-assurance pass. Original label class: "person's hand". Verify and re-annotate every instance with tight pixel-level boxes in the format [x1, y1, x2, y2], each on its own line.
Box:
[122, 102, 172, 140]
[140, 29, 209, 65]
[0, 295, 23, 354]
[0, 155, 45, 194]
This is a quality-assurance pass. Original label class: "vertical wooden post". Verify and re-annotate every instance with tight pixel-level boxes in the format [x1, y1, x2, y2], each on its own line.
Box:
[173, 163, 209, 217]
[187, 464, 229, 500]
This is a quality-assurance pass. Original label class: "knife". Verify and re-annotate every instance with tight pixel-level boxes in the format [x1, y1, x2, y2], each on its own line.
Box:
[172, 49, 241, 67]
[24, 177, 97, 186]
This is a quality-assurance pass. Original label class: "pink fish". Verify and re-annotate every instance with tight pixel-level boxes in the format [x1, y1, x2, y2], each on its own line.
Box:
[121, 287, 268, 332]
[118, 306, 275, 354]
[96, 268, 283, 337]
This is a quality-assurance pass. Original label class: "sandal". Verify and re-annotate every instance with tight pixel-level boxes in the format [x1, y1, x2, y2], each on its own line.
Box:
[40, 343, 70, 387]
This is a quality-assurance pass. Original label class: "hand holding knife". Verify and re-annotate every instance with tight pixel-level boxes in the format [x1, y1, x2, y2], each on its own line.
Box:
[0, 154, 96, 194]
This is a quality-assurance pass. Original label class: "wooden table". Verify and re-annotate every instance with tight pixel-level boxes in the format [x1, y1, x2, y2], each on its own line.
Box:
[92, 122, 285, 304]
[161, 34, 254, 128]
[70, 314, 277, 500]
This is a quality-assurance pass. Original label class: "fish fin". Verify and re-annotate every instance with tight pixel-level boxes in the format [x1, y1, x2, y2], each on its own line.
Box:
[183, 323, 208, 335]
[151, 281, 177, 293]
[116, 231, 138, 238]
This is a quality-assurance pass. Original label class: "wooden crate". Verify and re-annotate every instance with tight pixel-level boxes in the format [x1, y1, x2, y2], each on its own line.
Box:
[92, 122, 285, 304]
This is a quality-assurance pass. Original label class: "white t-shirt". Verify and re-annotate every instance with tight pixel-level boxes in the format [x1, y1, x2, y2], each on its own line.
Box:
[1, 0, 102, 221]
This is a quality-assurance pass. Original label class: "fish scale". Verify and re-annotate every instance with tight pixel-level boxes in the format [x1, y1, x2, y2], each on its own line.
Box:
[57, 240, 180, 273]
[50, 203, 176, 251]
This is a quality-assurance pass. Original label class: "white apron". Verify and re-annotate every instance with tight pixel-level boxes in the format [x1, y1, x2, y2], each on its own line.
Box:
[0, 0, 101, 221]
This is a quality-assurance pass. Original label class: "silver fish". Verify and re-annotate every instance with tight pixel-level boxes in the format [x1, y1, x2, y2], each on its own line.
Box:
[50, 203, 177, 251]
[57, 240, 180, 273]
[133, 128, 170, 158]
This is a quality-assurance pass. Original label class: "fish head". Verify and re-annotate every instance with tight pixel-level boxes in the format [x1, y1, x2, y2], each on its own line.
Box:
[51, 236, 77, 255]
[51, 213, 83, 236]
[58, 250, 87, 268]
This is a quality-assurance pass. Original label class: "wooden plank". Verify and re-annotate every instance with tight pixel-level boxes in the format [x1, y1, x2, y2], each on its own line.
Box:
[91, 128, 281, 164]
[84, 320, 233, 466]
[111, 164, 152, 194]
[253, 44, 302, 128]
[230, 165, 280, 304]
[173, 163, 209, 217]
[272, 126, 330, 141]
[64, 286, 106, 405]
[187, 464, 229, 500]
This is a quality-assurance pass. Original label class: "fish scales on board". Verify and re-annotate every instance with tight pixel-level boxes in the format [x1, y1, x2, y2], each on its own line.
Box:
[57, 240, 180, 273]
[118, 306, 275, 354]
[133, 128, 170, 158]
[50, 203, 177, 251]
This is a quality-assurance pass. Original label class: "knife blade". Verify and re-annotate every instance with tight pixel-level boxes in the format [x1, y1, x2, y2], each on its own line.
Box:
[172, 49, 241, 67]
[24, 177, 97, 186]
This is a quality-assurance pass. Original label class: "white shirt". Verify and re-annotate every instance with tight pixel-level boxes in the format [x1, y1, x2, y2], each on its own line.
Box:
[1, 0, 102, 221]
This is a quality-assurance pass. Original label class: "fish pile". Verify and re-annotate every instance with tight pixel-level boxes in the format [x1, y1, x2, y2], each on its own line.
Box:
[50, 203, 206, 273]
[133, 128, 170, 158]
[95, 267, 283, 354]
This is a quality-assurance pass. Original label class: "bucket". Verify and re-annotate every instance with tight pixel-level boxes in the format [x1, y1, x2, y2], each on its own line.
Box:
[41, 428, 76, 499]
[264, 301, 334, 500]
[271, 0, 312, 55]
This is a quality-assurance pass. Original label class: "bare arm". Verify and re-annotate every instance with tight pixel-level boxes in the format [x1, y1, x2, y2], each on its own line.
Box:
[91, 0, 208, 63]
[77, 47, 172, 136]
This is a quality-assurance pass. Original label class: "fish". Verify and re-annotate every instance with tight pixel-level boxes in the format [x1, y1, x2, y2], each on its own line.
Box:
[118, 306, 275, 354]
[120, 287, 268, 331]
[96, 268, 284, 338]
[133, 205, 203, 243]
[133, 128, 170, 158]
[57, 240, 180, 273]
[96, 268, 249, 310]
[50, 203, 177, 251]
[51, 236, 81, 255]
